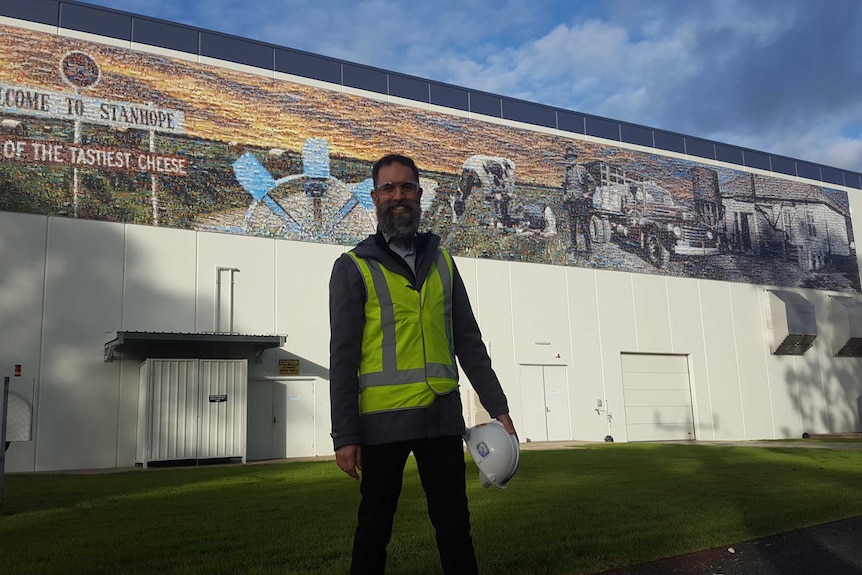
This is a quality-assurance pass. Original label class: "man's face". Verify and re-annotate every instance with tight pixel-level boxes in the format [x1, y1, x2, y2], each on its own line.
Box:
[372, 162, 423, 238]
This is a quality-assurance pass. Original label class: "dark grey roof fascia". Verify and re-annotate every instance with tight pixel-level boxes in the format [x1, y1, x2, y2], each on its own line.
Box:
[104, 331, 286, 362]
[1, 0, 858, 186]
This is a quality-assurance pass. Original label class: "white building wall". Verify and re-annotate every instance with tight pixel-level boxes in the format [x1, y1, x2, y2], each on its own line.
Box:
[594, 271, 639, 442]
[123, 224, 198, 332]
[729, 283, 776, 439]
[471, 258, 518, 425]
[2, 212, 862, 472]
[272, 239, 344, 456]
[632, 274, 673, 353]
[0, 212, 48, 472]
[698, 281, 745, 439]
[801, 292, 835, 433]
[666, 277, 714, 439]
[38, 217, 124, 471]
[566, 266, 607, 441]
[196, 232, 277, 336]
[0, 11, 860, 473]
[764, 347, 804, 438]
[510, 263, 571, 366]
[274, 240, 344, 369]
[795, 350, 828, 435]
[116, 225, 201, 467]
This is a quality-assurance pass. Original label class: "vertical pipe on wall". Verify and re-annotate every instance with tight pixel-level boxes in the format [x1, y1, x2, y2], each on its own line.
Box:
[592, 271, 611, 440]
[215, 267, 240, 333]
[229, 268, 236, 334]
[215, 267, 221, 333]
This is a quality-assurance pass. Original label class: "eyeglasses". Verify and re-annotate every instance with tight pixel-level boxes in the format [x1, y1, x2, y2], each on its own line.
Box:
[374, 181, 420, 196]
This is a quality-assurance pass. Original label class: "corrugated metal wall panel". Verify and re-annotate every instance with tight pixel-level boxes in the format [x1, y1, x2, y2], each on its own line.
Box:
[149, 359, 198, 462]
[198, 359, 247, 460]
[137, 359, 246, 466]
[136, 361, 147, 464]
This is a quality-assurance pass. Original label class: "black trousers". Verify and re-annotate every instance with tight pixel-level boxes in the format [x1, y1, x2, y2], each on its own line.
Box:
[350, 436, 478, 575]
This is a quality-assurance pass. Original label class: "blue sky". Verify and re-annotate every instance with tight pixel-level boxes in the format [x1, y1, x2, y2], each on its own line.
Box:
[85, 0, 862, 174]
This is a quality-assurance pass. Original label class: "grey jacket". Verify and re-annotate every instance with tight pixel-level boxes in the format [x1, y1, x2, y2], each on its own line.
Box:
[329, 230, 509, 450]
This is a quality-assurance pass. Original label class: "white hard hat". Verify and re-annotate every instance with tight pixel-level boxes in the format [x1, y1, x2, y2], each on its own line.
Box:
[463, 420, 520, 489]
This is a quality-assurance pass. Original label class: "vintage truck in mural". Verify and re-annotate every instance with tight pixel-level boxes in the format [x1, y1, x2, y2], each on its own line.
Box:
[584, 161, 721, 267]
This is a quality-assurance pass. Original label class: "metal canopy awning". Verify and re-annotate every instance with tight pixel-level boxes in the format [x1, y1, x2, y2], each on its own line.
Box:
[104, 331, 287, 362]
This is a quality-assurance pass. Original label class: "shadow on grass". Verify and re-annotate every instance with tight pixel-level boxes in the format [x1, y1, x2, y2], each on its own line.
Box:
[469, 444, 862, 575]
[1, 461, 358, 575]
[2, 445, 862, 575]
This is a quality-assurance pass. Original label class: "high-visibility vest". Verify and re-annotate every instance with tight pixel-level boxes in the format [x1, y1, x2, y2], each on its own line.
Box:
[347, 248, 459, 415]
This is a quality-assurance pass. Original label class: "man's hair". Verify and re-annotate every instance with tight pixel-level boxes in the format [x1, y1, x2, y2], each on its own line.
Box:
[372, 154, 420, 187]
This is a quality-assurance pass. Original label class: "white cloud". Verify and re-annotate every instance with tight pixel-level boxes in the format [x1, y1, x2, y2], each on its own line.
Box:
[75, 0, 862, 172]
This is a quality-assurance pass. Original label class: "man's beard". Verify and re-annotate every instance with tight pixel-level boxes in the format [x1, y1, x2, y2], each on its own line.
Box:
[376, 197, 422, 239]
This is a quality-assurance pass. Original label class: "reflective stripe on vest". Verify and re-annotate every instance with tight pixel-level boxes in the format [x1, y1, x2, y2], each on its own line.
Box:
[348, 248, 459, 415]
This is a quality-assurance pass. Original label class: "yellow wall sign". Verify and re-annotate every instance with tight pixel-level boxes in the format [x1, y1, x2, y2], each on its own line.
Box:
[278, 359, 300, 376]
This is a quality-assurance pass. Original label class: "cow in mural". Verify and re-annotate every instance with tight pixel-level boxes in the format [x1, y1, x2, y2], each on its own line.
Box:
[451, 154, 556, 235]
[452, 155, 515, 228]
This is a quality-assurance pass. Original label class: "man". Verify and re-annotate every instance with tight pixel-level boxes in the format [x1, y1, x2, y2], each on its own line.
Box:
[562, 146, 596, 255]
[329, 154, 516, 575]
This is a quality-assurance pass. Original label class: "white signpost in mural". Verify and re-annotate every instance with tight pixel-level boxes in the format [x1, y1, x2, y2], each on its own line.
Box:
[0, 51, 186, 223]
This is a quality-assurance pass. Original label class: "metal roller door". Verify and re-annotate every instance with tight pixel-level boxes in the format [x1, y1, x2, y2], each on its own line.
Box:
[621, 353, 695, 441]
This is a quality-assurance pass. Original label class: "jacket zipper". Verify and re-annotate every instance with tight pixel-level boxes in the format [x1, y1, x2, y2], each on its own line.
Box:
[417, 283, 430, 390]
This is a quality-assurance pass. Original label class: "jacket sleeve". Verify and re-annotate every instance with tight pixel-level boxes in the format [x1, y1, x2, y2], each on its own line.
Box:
[329, 253, 365, 450]
[451, 260, 510, 418]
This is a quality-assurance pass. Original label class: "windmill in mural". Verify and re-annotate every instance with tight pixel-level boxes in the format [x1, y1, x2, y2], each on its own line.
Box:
[231, 138, 376, 241]
[231, 138, 441, 242]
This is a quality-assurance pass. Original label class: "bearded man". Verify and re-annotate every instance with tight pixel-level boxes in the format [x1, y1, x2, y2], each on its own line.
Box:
[328, 154, 516, 575]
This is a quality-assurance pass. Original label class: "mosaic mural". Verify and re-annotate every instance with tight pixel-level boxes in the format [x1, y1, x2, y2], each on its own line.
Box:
[0, 25, 858, 292]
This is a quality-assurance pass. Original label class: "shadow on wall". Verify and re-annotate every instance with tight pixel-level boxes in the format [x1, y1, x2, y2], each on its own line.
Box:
[639, 409, 697, 441]
[785, 351, 862, 437]
[1, 215, 222, 471]
[247, 348, 330, 460]
[268, 348, 330, 380]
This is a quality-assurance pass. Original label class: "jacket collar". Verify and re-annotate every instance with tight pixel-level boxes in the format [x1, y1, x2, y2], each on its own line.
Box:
[353, 230, 440, 287]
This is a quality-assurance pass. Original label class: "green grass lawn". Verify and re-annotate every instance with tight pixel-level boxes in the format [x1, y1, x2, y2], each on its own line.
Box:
[2, 443, 861, 575]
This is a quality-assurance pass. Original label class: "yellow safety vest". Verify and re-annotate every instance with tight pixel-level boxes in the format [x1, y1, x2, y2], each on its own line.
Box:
[347, 249, 459, 415]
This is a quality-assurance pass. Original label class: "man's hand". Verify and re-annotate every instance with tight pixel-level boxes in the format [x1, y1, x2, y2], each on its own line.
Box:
[496, 413, 516, 435]
[335, 444, 362, 480]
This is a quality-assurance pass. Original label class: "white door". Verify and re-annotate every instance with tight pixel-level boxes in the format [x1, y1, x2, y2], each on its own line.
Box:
[250, 379, 316, 459]
[621, 353, 695, 441]
[272, 382, 287, 458]
[520, 365, 547, 442]
[284, 379, 316, 457]
[519, 365, 571, 443]
[543, 366, 571, 440]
